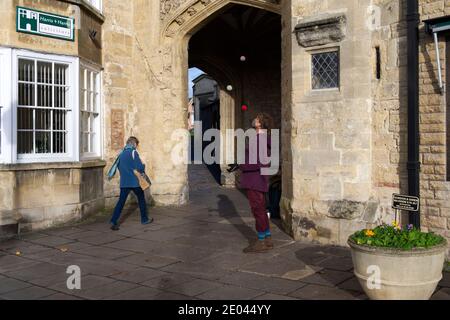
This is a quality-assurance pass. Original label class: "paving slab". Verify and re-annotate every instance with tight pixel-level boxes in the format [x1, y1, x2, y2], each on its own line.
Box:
[71, 245, 134, 260]
[108, 286, 164, 300]
[0, 277, 32, 294]
[0, 255, 40, 273]
[0, 165, 447, 300]
[115, 253, 181, 269]
[109, 267, 169, 283]
[197, 284, 263, 300]
[165, 278, 223, 297]
[48, 274, 116, 296]
[141, 273, 196, 290]
[218, 272, 307, 295]
[72, 281, 139, 300]
[0, 286, 56, 300]
[28, 236, 76, 248]
[288, 284, 362, 300]
[431, 287, 450, 300]
[161, 262, 231, 281]
[39, 293, 82, 300]
[103, 238, 162, 253]
[3, 262, 67, 282]
[252, 293, 300, 300]
[299, 269, 354, 288]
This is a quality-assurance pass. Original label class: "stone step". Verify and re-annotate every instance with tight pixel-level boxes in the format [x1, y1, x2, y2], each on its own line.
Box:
[0, 223, 19, 240]
[0, 210, 21, 240]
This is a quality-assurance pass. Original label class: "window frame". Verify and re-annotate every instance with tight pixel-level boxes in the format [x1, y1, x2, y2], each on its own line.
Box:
[84, 0, 102, 13]
[12, 49, 79, 164]
[79, 61, 102, 160]
[310, 48, 341, 91]
[0, 47, 12, 164]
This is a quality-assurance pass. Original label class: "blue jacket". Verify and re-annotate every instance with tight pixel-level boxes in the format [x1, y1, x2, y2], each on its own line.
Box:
[118, 145, 145, 188]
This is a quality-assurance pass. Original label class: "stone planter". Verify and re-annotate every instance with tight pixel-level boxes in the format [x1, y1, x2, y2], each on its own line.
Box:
[348, 238, 447, 300]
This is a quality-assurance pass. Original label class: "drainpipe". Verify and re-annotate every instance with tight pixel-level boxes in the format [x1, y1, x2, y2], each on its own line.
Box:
[406, 0, 421, 229]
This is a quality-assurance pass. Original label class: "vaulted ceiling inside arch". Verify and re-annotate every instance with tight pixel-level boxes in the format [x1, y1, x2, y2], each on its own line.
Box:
[188, 4, 281, 85]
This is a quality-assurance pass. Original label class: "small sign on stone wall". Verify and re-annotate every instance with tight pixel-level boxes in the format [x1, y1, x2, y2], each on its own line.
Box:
[16, 6, 75, 41]
[392, 194, 420, 212]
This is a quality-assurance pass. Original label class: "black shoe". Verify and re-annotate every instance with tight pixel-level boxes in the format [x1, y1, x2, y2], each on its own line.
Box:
[111, 224, 120, 231]
[142, 217, 154, 225]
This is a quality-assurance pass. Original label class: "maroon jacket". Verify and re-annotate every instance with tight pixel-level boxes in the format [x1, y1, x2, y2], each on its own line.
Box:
[239, 133, 272, 193]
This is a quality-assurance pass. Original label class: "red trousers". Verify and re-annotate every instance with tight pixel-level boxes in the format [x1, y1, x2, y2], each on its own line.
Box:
[247, 189, 270, 233]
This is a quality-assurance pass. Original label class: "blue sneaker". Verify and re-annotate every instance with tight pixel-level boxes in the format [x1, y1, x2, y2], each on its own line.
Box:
[142, 217, 154, 225]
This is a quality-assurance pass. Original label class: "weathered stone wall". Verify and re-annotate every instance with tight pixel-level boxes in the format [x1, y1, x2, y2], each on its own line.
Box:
[371, 0, 407, 227]
[417, 0, 450, 254]
[282, 0, 379, 245]
[102, 0, 136, 207]
[241, 63, 282, 130]
[366, 0, 450, 256]
[0, 162, 105, 233]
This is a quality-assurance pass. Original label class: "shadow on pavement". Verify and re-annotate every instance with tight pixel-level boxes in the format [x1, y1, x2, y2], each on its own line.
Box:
[216, 194, 255, 245]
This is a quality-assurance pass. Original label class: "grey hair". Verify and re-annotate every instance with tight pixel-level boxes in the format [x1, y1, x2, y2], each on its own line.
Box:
[126, 136, 139, 147]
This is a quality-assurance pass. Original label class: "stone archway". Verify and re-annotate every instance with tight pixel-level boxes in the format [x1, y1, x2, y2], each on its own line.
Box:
[144, 0, 288, 212]
[161, 0, 281, 38]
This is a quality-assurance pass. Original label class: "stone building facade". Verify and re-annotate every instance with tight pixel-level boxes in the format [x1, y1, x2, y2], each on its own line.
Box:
[0, 0, 449, 256]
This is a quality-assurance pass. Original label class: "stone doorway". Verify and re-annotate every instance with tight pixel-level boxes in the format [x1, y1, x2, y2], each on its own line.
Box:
[186, 3, 282, 189]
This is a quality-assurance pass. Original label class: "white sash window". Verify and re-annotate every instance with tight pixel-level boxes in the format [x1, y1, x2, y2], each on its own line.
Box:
[80, 64, 101, 159]
[13, 51, 78, 163]
[0, 48, 103, 164]
[17, 59, 71, 156]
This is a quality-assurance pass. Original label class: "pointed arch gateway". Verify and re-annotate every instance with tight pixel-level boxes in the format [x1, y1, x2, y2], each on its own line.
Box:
[157, 0, 287, 208]
[161, 0, 282, 39]
[173, 0, 282, 184]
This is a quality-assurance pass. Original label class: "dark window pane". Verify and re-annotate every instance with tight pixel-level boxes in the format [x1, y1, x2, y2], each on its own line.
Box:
[35, 109, 52, 130]
[37, 61, 52, 84]
[54, 86, 68, 108]
[18, 108, 33, 130]
[82, 133, 89, 153]
[18, 59, 34, 82]
[54, 64, 68, 85]
[37, 85, 52, 107]
[53, 110, 66, 131]
[35, 131, 50, 154]
[52, 131, 66, 154]
[81, 111, 88, 132]
[18, 83, 35, 106]
[312, 51, 340, 89]
[18, 131, 33, 154]
[90, 133, 95, 153]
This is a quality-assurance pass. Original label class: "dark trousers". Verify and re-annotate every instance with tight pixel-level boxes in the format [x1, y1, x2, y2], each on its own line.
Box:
[111, 187, 148, 225]
[247, 189, 270, 233]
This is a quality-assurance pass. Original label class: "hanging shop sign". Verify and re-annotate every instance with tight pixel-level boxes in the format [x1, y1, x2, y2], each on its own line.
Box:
[16, 6, 75, 41]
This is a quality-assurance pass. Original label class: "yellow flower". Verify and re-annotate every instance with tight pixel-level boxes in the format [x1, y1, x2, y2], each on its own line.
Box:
[365, 229, 375, 237]
[392, 221, 401, 230]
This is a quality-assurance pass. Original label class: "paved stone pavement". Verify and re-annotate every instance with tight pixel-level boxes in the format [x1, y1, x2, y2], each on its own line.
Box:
[0, 165, 449, 300]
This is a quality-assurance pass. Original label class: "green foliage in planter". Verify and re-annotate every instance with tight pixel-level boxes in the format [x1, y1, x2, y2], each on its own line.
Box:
[350, 224, 446, 250]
